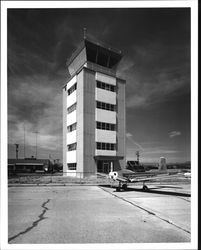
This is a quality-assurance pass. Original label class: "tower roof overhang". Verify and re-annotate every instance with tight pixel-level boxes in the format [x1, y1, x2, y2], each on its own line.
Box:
[66, 38, 122, 69]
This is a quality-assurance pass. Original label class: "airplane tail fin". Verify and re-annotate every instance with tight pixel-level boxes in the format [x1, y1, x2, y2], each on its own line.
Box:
[158, 157, 167, 171]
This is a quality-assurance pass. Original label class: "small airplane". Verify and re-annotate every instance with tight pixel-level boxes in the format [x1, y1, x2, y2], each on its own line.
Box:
[108, 159, 190, 191]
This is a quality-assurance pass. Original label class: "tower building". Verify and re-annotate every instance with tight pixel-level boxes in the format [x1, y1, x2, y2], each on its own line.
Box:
[63, 38, 126, 177]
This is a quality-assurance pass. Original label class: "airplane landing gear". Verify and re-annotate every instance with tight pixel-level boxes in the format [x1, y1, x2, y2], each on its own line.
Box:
[122, 184, 128, 191]
[142, 183, 149, 191]
[116, 183, 128, 192]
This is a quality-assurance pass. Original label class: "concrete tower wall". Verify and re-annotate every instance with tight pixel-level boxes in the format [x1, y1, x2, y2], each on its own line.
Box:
[76, 70, 84, 173]
[83, 68, 96, 175]
[68, 48, 87, 76]
[117, 79, 126, 169]
[63, 87, 67, 174]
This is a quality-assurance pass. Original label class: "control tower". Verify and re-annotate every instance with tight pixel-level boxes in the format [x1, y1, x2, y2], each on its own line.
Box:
[63, 38, 126, 177]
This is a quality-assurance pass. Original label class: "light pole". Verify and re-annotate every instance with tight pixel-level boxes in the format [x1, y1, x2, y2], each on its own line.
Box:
[24, 123, 26, 159]
[136, 151, 140, 164]
[35, 131, 39, 159]
[15, 144, 19, 159]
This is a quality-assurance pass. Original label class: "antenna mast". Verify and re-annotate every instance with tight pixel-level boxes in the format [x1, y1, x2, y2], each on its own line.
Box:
[83, 27, 87, 39]
[35, 131, 39, 159]
[136, 151, 140, 163]
[15, 144, 19, 159]
[24, 123, 26, 159]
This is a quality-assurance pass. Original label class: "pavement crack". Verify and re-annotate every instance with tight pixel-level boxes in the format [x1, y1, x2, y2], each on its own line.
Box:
[100, 187, 190, 235]
[8, 199, 50, 243]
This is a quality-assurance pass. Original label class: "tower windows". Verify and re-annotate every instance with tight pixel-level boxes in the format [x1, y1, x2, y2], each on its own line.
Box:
[96, 142, 116, 151]
[96, 101, 116, 111]
[67, 83, 77, 96]
[67, 103, 76, 114]
[96, 122, 115, 131]
[96, 80, 116, 92]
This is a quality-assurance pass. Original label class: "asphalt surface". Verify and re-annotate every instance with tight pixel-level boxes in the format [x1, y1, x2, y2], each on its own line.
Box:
[8, 184, 190, 244]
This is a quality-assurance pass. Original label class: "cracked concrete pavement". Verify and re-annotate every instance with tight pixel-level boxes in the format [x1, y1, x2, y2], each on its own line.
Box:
[8, 199, 50, 242]
[8, 185, 190, 243]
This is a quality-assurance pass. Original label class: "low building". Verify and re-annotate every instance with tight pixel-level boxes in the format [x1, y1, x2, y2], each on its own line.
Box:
[8, 158, 52, 174]
[126, 161, 145, 172]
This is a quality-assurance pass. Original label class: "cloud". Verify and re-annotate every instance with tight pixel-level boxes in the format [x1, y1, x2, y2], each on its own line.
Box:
[126, 96, 147, 108]
[7, 73, 64, 156]
[126, 132, 144, 151]
[118, 39, 190, 109]
[126, 132, 132, 138]
[117, 57, 135, 76]
[145, 149, 180, 154]
[169, 131, 182, 138]
[6, 9, 190, 162]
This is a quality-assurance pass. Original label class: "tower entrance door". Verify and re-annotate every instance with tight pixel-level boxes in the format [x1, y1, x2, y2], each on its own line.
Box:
[97, 160, 111, 174]
[103, 162, 110, 173]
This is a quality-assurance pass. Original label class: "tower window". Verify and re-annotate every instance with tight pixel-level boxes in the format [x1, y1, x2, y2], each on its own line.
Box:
[97, 142, 101, 149]
[67, 143, 77, 151]
[67, 163, 77, 170]
[67, 123, 77, 133]
[67, 103, 76, 114]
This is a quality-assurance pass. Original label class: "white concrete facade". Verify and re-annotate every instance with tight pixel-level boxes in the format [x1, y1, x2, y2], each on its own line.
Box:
[66, 151, 76, 163]
[96, 72, 116, 85]
[95, 130, 116, 144]
[95, 109, 116, 124]
[66, 111, 76, 126]
[96, 88, 116, 105]
[67, 91, 76, 108]
[95, 150, 116, 156]
[66, 130, 76, 145]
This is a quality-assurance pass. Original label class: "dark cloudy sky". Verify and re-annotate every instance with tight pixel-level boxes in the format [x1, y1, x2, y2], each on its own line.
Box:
[7, 8, 191, 163]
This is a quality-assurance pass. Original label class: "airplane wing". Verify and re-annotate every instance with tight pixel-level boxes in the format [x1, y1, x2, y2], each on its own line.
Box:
[129, 172, 185, 183]
[108, 170, 188, 185]
[97, 172, 109, 178]
[115, 176, 128, 182]
[97, 172, 129, 182]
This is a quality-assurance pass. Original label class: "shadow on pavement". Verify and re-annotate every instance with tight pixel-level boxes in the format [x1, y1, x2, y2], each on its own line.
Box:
[99, 184, 191, 197]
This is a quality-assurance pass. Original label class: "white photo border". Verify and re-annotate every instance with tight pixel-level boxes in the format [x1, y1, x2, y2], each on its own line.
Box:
[1, 1, 198, 250]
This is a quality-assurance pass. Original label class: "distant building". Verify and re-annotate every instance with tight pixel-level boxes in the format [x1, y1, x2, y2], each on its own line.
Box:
[63, 38, 126, 177]
[126, 161, 145, 172]
[159, 157, 166, 170]
[8, 158, 52, 174]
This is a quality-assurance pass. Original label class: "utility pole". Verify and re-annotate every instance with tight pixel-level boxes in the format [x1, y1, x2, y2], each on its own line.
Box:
[35, 131, 39, 159]
[136, 151, 140, 164]
[83, 27, 87, 39]
[15, 144, 19, 159]
[24, 123, 26, 159]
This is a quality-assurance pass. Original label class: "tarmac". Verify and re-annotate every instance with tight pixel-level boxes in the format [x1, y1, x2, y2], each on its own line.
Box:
[7, 182, 191, 244]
